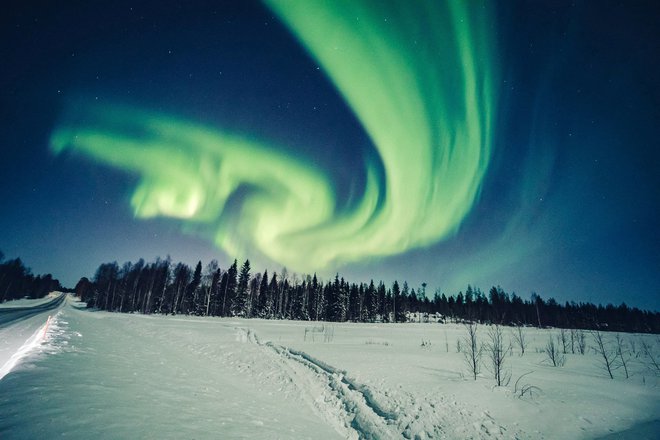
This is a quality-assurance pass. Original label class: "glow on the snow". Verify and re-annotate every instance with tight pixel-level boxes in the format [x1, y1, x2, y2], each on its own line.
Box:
[50, 0, 496, 272]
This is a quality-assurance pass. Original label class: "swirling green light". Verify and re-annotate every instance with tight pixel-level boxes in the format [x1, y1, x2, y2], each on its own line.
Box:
[51, 0, 496, 273]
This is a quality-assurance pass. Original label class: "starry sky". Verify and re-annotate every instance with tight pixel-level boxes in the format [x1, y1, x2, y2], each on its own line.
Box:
[1, 1, 658, 310]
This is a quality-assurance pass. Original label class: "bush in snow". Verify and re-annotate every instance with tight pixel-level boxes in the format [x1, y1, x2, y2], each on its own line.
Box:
[544, 335, 566, 367]
[614, 333, 630, 379]
[592, 330, 617, 379]
[511, 324, 527, 356]
[485, 325, 511, 386]
[513, 371, 542, 399]
[639, 338, 660, 375]
[462, 322, 482, 380]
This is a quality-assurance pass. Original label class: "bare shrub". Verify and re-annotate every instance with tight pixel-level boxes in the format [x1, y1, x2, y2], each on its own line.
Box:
[513, 371, 542, 399]
[462, 322, 482, 380]
[544, 335, 566, 367]
[365, 339, 390, 346]
[576, 329, 587, 355]
[305, 324, 335, 343]
[569, 329, 576, 354]
[614, 333, 630, 379]
[559, 328, 569, 354]
[592, 330, 617, 379]
[485, 325, 511, 386]
[640, 339, 660, 374]
[511, 325, 527, 356]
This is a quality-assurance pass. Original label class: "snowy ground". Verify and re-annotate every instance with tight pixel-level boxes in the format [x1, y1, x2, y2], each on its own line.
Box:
[0, 296, 658, 439]
[0, 292, 63, 309]
[0, 293, 65, 378]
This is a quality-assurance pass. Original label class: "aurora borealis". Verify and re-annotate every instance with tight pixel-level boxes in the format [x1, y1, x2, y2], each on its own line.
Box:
[1, 0, 659, 309]
[50, 0, 495, 273]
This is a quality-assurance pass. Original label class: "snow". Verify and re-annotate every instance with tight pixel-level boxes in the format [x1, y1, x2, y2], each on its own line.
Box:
[0, 293, 64, 377]
[0, 292, 60, 308]
[0, 314, 53, 380]
[0, 297, 658, 439]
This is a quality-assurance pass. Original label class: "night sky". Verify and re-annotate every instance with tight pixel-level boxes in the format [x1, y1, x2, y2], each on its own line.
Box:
[1, 1, 658, 310]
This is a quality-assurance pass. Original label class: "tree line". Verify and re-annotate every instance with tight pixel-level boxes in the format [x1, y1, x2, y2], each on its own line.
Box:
[74, 256, 660, 333]
[0, 250, 62, 302]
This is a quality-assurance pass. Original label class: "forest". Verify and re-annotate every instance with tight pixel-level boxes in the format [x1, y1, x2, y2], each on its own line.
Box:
[0, 251, 62, 303]
[73, 256, 660, 334]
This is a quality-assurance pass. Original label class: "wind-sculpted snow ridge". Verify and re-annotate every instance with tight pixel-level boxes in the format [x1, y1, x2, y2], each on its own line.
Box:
[40, 311, 80, 359]
[0, 311, 65, 380]
[239, 327, 519, 440]
[0, 295, 71, 381]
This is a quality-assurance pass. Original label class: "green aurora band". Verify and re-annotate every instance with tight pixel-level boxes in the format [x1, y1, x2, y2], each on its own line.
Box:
[50, 0, 496, 273]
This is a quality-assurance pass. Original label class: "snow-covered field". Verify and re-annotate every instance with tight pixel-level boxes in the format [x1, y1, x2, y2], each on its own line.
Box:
[0, 296, 658, 439]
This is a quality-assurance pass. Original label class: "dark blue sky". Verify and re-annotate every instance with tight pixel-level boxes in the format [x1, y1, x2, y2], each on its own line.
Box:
[1, 1, 658, 310]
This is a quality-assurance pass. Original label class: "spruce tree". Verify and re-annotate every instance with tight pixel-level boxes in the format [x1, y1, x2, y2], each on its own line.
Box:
[221, 260, 238, 316]
[182, 261, 202, 315]
[231, 259, 250, 316]
[268, 272, 279, 317]
[312, 274, 324, 321]
[256, 269, 270, 317]
[377, 282, 387, 322]
[392, 281, 401, 322]
[363, 280, 375, 322]
[208, 268, 221, 316]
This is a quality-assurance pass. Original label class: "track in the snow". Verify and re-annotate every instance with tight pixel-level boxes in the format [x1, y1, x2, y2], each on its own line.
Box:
[245, 328, 399, 439]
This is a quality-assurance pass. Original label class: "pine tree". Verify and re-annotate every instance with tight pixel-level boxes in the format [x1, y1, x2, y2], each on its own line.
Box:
[281, 279, 291, 318]
[221, 260, 238, 316]
[377, 281, 387, 322]
[364, 280, 376, 322]
[231, 259, 250, 316]
[208, 268, 222, 316]
[311, 274, 324, 321]
[301, 276, 312, 320]
[348, 283, 360, 321]
[465, 284, 474, 319]
[248, 274, 260, 318]
[181, 261, 202, 315]
[290, 282, 304, 320]
[392, 281, 401, 322]
[268, 272, 279, 317]
[256, 269, 270, 317]
[357, 283, 366, 322]
[338, 277, 348, 322]
[277, 267, 288, 317]
[326, 275, 348, 322]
